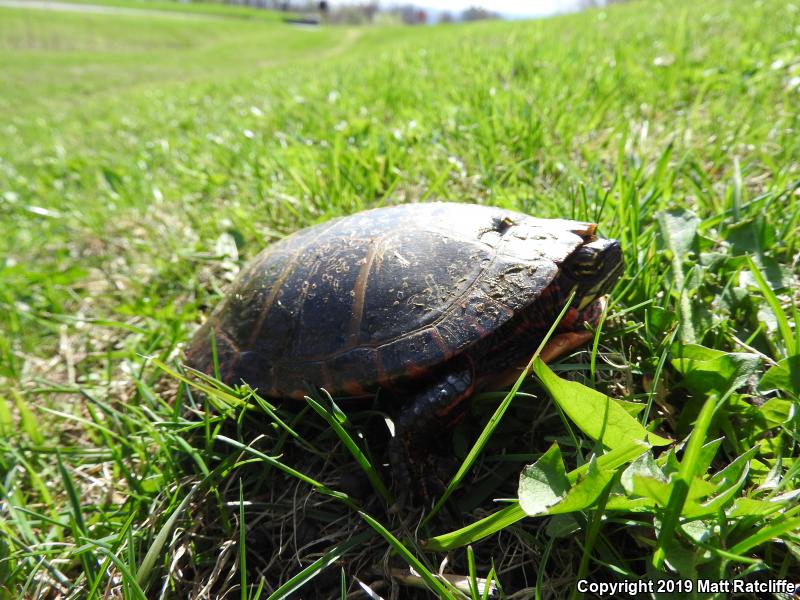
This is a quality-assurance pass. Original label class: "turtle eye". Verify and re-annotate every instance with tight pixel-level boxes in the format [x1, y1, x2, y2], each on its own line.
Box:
[491, 216, 515, 234]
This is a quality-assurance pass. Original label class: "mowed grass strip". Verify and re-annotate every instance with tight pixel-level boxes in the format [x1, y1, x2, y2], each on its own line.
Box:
[0, 0, 798, 596]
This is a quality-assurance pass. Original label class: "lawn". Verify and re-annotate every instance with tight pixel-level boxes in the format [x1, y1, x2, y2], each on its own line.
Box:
[0, 0, 798, 597]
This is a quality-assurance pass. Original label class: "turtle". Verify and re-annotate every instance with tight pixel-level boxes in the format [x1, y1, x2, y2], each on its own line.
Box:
[186, 202, 623, 502]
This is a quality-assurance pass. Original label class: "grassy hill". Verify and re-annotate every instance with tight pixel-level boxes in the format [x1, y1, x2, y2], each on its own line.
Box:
[1, 0, 798, 597]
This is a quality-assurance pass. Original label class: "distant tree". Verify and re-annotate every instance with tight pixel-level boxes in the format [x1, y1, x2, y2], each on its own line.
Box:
[393, 4, 427, 24]
[325, 2, 378, 24]
[578, 0, 630, 7]
[439, 10, 455, 23]
[363, 2, 378, 21]
[461, 6, 499, 21]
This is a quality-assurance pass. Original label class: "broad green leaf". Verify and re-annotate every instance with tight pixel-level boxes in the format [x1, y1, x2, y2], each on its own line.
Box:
[737, 256, 791, 290]
[671, 344, 760, 397]
[657, 535, 698, 577]
[569, 440, 653, 482]
[657, 208, 700, 257]
[681, 520, 716, 544]
[686, 477, 719, 502]
[756, 398, 796, 427]
[615, 398, 647, 418]
[621, 451, 666, 495]
[533, 359, 671, 449]
[518, 443, 570, 516]
[427, 441, 650, 551]
[684, 463, 751, 519]
[603, 495, 656, 511]
[758, 355, 800, 397]
[631, 476, 671, 506]
[709, 446, 759, 486]
[546, 458, 615, 515]
[727, 497, 786, 518]
[657, 208, 700, 345]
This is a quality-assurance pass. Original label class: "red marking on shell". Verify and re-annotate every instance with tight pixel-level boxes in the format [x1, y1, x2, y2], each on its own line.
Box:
[464, 314, 487, 336]
[429, 328, 454, 360]
[343, 379, 366, 396]
[404, 364, 428, 379]
[320, 363, 335, 393]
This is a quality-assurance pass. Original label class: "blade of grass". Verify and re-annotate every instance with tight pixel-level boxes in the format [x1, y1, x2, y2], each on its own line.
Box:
[152, 357, 302, 441]
[466, 545, 478, 600]
[265, 531, 371, 600]
[136, 482, 201, 589]
[571, 477, 615, 600]
[729, 515, 800, 556]
[305, 393, 392, 505]
[56, 450, 96, 582]
[746, 255, 796, 357]
[358, 511, 454, 598]
[239, 479, 247, 600]
[216, 435, 358, 510]
[83, 543, 147, 600]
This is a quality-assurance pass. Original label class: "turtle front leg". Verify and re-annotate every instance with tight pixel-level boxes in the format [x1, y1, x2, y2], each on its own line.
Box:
[388, 362, 475, 507]
[539, 331, 595, 363]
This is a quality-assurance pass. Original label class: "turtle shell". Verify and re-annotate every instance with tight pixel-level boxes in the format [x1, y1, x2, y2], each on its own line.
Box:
[186, 203, 597, 398]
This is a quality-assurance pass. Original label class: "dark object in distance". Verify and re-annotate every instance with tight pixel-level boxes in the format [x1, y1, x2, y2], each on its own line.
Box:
[186, 202, 623, 502]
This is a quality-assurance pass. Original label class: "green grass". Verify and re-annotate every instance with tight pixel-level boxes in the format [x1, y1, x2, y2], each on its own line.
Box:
[1, 0, 799, 597]
[53, 0, 291, 20]
[0, 6, 364, 116]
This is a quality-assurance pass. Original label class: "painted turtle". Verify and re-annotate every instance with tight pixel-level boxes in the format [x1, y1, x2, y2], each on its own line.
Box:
[186, 203, 623, 500]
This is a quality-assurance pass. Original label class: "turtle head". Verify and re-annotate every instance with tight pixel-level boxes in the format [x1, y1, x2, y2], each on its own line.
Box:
[561, 238, 624, 310]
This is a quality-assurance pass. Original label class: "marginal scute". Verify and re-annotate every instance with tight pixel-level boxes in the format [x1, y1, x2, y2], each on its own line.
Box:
[326, 347, 379, 394]
[378, 328, 448, 381]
